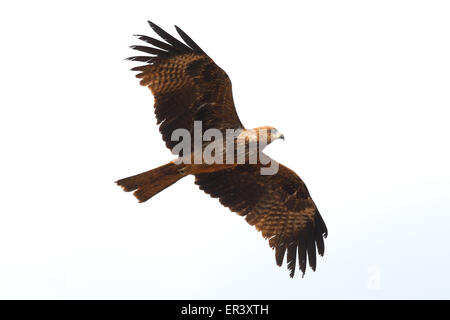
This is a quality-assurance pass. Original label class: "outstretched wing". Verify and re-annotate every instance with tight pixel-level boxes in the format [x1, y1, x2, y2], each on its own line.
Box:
[129, 21, 244, 153]
[194, 162, 327, 277]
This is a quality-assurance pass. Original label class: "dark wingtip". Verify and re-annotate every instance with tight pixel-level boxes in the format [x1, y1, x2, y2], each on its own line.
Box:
[174, 25, 185, 37]
[275, 245, 286, 267]
[146, 20, 191, 52]
[174, 24, 206, 54]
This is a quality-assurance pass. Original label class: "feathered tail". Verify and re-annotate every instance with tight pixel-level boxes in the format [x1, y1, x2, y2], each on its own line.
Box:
[116, 162, 186, 202]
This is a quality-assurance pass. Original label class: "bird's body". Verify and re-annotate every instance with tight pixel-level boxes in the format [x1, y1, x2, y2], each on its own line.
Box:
[116, 21, 327, 277]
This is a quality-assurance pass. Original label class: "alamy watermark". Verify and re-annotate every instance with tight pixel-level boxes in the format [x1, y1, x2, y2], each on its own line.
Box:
[170, 121, 282, 175]
[367, 265, 381, 290]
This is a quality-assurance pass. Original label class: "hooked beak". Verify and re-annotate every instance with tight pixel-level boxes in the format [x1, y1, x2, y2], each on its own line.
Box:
[279, 134, 285, 141]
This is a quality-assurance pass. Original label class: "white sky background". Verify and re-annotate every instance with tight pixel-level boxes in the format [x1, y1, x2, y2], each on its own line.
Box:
[0, 0, 449, 299]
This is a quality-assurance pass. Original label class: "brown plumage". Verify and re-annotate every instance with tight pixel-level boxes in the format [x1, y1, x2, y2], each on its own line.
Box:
[116, 21, 327, 278]
[129, 22, 243, 153]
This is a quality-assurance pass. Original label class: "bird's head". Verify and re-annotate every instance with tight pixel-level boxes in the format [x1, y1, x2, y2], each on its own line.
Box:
[254, 126, 285, 144]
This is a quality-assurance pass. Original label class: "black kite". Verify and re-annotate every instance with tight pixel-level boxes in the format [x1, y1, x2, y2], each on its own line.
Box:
[116, 21, 327, 277]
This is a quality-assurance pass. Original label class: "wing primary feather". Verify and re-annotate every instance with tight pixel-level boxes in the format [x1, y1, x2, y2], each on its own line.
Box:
[130, 65, 148, 72]
[148, 21, 192, 52]
[286, 241, 297, 278]
[307, 228, 317, 271]
[316, 211, 328, 238]
[133, 34, 173, 51]
[174, 25, 206, 54]
[298, 235, 307, 277]
[315, 211, 325, 256]
[316, 232, 325, 256]
[126, 56, 154, 62]
[275, 244, 286, 267]
[130, 45, 169, 56]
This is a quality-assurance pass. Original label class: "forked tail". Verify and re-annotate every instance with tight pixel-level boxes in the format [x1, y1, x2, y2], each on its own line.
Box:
[116, 162, 186, 202]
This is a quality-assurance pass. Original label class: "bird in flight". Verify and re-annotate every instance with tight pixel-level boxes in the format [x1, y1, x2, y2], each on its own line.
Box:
[116, 21, 327, 277]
